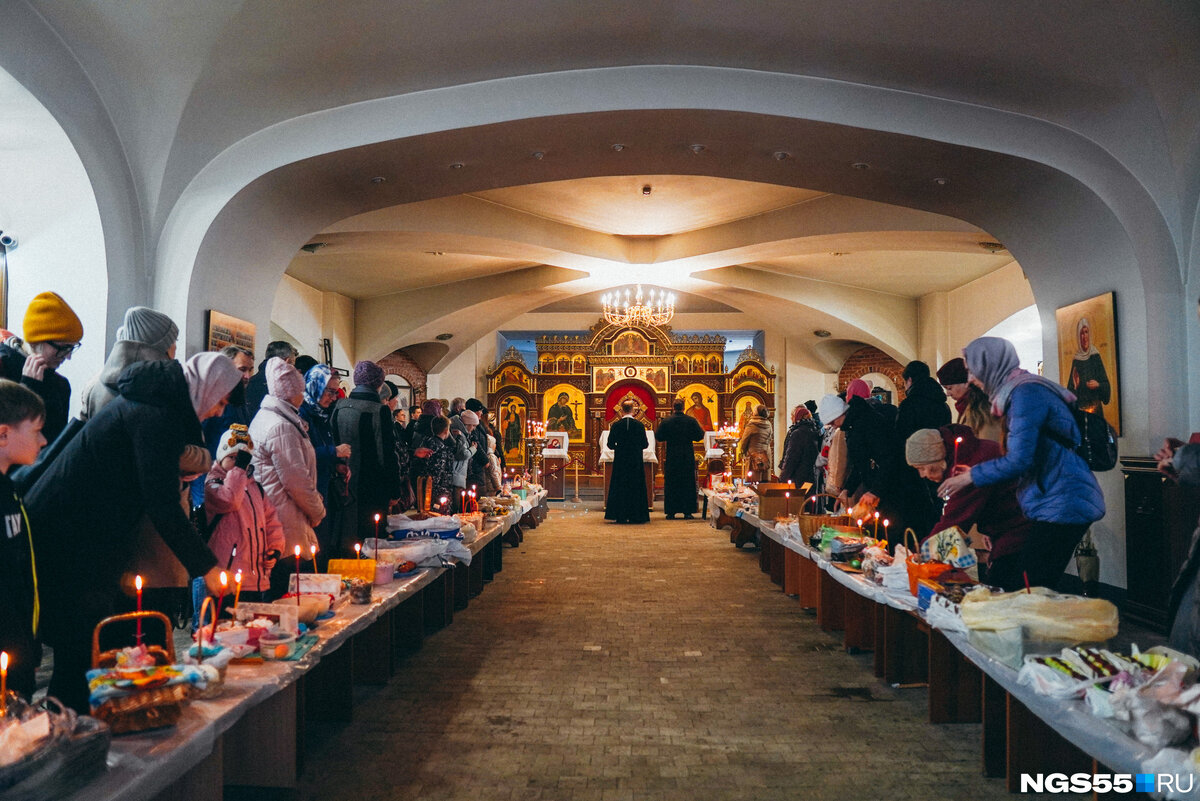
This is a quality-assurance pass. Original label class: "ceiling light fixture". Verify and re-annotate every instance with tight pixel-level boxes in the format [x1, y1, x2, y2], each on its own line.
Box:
[435, 333, 453, 341]
[531, 151, 545, 160]
[851, 162, 871, 171]
[933, 177, 947, 186]
[689, 144, 706, 154]
[602, 285, 675, 328]
[424, 251, 445, 256]
[611, 143, 626, 152]
[449, 162, 464, 170]
[773, 151, 791, 161]
[370, 176, 386, 184]
[813, 329, 832, 338]
[978, 241, 1006, 253]
[642, 184, 652, 196]
[299, 242, 326, 254]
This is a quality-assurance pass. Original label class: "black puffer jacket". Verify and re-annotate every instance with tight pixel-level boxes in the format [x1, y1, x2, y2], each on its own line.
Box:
[25, 360, 218, 645]
[778, 418, 821, 486]
[896, 376, 951, 442]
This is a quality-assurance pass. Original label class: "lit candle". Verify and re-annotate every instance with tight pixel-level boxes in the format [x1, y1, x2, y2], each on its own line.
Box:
[374, 512, 381, 546]
[784, 491, 790, 517]
[807, 495, 817, 513]
[215, 571, 228, 623]
[310, 544, 318, 572]
[355, 542, 362, 560]
[294, 545, 302, 605]
[135, 574, 144, 642]
[856, 518, 863, 535]
[1, 651, 8, 716]
[882, 519, 890, 545]
[873, 511, 880, 537]
[234, 570, 243, 612]
[953, 436, 963, 467]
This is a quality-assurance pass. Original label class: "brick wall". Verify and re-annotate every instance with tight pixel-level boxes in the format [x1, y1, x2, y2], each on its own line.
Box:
[837, 346, 907, 402]
[378, 350, 427, 404]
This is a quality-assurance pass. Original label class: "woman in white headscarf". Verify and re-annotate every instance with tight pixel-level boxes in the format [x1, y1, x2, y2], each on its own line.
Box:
[25, 351, 243, 712]
[1065, 317, 1111, 414]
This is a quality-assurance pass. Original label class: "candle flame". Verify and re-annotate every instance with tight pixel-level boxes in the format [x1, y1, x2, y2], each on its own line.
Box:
[784, 492, 790, 499]
[235, 570, 242, 583]
[219, 571, 228, 588]
[354, 543, 361, 554]
[135, 575, 143, 591]
[955, 436, 963, 444]
[294, 545, 301, 557]
[374, 513, 381, 522]
[0, 652, 7, 671]
[856, 518, 863, 526]
[874, 511, 880, 520]
[310, 544, 317, 557]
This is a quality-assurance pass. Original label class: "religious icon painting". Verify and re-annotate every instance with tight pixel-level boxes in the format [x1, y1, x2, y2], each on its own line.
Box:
[731, 364, 766, 389]
[593, 366, 618, 393]
[497, 396, 527, 466]
[708, 354, 723, 373]
[543, 383, 586, 443]
[677, 383, 717, 432]
[611, 330, 651, 356]
[1055, 291, 1120, 435]
[733, 394, 759, 437]
[572, 355, 586, 373]
[675, 355, 689, 373]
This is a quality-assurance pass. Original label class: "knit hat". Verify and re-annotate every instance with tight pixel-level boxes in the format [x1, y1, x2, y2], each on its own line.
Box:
[184, 352, 244, 416]
[845, 379, 871, 401]
[465, 398, 486, 413]
[22, 291, 83, 343]
[905, 429, 947, 466]
[116, 306, 177, 353]
[936, 357, 968, 386]
[353, 360, 384, 389]
[817, 394, 848, 424]
[460, 410, 479, 426]
[215, 424, 254, 465]
[266, 356, 305, 401]
[422, 399, 442, 417]
[792, 405, 811, 423]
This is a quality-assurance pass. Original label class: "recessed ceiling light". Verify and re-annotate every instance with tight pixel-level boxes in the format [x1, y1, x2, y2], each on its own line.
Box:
[449, 162, 464, 170]
[370, 176, 386, 184]
[829, 252, 847, 257]
[933, 177, 947, 186]
[611, 143, 626, 152]
[773, 151, 791, 161]
[978, 241, 1006, 252]
[642, 185, 652, 196]
[299, 242, 326, 254]
[424, 251, 445, 256]
[813, 329, 832, 338]
[851, 162, 871, 171]
[435, 333, 453, 341]
[689, 144, 706, 154]
[531, 151, 545, 160]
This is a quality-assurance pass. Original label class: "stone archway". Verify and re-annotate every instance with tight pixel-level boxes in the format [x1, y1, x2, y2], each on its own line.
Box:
[838, 346, 906, 403]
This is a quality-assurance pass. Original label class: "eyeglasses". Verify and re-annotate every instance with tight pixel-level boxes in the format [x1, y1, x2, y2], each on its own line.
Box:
[47, 341, 82, 356]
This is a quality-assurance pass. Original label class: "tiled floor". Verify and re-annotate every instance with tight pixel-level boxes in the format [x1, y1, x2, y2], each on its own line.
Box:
[297, 504, 1080, 800]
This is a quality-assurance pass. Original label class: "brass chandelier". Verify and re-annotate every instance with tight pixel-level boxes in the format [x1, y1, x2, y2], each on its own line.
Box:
[601, 285, 675, 327]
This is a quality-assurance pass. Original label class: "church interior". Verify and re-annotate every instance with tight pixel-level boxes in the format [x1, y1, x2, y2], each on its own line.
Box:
[3, 3, 1200, 799]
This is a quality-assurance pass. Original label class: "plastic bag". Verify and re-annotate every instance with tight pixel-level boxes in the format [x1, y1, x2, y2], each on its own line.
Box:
[959, 586, 1119, 642]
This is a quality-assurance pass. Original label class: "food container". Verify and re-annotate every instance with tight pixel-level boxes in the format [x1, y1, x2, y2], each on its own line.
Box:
[374, 561, 394, 585]
[968, 626, 1107, 671]
[258, 631, 299, 660]
[348, 579, 372, 604]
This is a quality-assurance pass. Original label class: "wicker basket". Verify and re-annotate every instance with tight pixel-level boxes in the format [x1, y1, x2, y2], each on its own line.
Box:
[90, 611, 190, 734]
[797, 493, 851, 538]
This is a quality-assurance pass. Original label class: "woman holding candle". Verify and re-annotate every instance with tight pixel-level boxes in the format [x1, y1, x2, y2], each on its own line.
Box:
[249, 358, 326, 600]
[934, 336, 1104, 591]
[203, 425, 285, 602]
[905, 425, 1032, 588]
[26, 354, 241, 711]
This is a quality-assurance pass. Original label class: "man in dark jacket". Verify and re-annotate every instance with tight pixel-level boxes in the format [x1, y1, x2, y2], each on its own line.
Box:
[25, 360, 227, 711]
[0, 292, 84, 444]
[896, 360, 951, 442]
[657, 399, 705, 519]
[245, 340, 297, 421]
[332, 361, 401, 552]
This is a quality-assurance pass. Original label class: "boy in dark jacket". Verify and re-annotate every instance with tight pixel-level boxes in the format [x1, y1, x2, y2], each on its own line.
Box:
[0, 381, 48, 699]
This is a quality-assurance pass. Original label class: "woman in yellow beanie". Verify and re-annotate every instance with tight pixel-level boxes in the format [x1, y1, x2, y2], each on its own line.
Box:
[0, 292, 83, 443]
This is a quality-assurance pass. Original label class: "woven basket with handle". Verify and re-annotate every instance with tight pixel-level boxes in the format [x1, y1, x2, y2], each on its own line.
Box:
[797, 493, 851, 538]
[90, 611, 190, 735]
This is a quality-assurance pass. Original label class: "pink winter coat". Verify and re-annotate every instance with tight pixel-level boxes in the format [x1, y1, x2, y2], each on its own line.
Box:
[248, 395, 326, 553]
[205, 462, 285, 593]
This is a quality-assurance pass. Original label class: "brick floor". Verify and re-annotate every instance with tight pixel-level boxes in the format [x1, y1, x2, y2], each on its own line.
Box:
[297, 505, 1080, 800]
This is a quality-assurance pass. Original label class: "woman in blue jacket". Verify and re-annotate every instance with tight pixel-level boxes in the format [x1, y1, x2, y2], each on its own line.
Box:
[937, 336, 1104, 590]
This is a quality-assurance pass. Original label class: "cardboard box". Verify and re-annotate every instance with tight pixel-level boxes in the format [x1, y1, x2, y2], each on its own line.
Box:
[752, 483, 803, 520]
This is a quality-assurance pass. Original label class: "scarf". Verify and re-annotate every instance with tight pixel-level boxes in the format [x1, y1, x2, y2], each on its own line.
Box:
[964, 336, 1074, 416]
[1074, 317, 1101, 360]
[303, 364, 334, 423]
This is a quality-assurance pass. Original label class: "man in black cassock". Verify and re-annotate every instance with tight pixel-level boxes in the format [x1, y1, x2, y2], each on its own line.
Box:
[604, 399, 650, 524]
[656, 398, 705, 519]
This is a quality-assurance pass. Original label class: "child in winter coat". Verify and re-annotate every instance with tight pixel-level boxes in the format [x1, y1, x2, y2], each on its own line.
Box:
[204, 424, 284, 601]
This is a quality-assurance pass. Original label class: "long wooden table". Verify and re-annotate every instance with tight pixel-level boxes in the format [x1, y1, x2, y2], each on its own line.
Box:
[703, 488, 1190, 795]
[58, 491, 546, 801]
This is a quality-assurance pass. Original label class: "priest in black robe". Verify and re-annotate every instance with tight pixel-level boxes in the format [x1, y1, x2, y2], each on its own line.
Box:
[657, 398, 705, 519]
[605, 399, 650, 524]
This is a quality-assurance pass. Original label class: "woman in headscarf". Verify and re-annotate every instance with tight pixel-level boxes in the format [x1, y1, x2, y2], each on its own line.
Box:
[299, 364, 350, 565]
[250, 358, 326, 597]
[778, 404, 821, 488]
[937, 336, 1104, 591]
[1065, 317, 1111, 414]
[25, 352, 242, 711]
[737, 404, 774, 481]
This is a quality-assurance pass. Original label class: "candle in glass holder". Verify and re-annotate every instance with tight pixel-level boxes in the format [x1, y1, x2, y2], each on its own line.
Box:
[134, 574, 144, 642]
[293, 545, 302, 605]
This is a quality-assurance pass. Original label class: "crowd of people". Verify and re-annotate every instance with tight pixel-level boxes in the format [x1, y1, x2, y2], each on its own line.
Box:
[0, 293, 510, 713]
